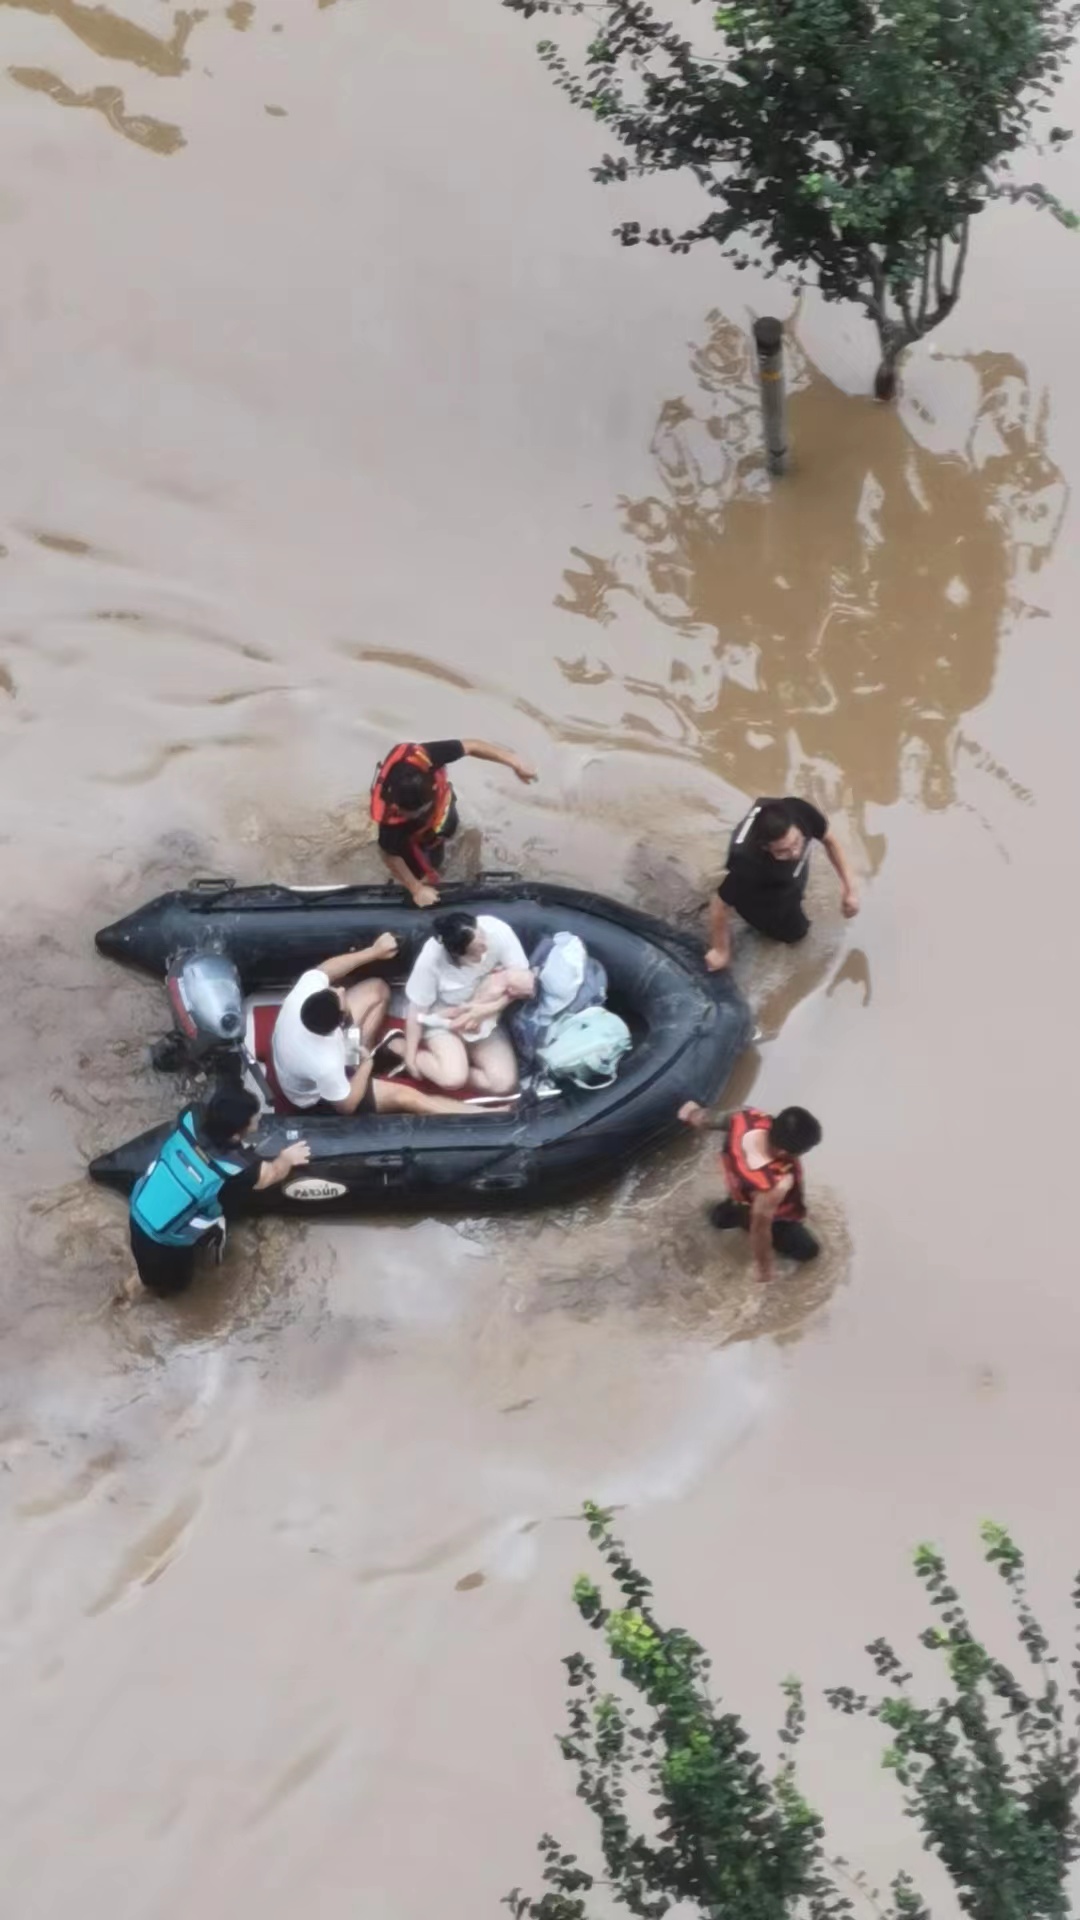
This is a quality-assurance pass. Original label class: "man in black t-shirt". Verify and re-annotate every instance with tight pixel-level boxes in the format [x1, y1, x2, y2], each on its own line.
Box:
[706, 796, 859, 969]
[371, 738, 536, 907]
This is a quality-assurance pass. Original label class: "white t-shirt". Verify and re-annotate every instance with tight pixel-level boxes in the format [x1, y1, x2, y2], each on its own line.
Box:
[405, 915, 529, 1037]
[272, 968, 351, 1109]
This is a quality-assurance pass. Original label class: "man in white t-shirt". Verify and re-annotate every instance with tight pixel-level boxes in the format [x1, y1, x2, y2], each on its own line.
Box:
[402, 911, 533, 1095]
[272, 935, 466, 1117]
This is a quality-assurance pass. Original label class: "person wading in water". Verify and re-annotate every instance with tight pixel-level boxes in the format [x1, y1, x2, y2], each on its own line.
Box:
[706, 796, 859, 970]
[371, 739, 536, 907]
[679, 1100, 823, 1283]
[124, 1085, 310, 1301]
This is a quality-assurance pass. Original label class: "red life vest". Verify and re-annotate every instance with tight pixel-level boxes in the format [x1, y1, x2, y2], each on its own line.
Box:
[370, 743, 454, 882]
[721, 1107, 805, 1222]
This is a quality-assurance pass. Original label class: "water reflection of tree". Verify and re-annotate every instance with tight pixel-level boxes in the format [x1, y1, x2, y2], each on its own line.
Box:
[556, 314, 1066, 866]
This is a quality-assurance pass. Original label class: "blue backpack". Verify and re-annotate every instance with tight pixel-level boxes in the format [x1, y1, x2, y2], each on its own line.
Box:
[130, 1109, 244, 1247]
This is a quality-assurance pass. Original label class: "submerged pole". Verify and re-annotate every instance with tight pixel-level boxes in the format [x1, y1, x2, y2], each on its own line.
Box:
[752, 316, 789, 476]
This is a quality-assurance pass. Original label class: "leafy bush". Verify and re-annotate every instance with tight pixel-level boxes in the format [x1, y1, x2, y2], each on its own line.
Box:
[506, 1505, 1080, 1918]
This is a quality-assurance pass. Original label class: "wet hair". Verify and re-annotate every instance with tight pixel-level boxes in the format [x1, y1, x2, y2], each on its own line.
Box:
[770, 1107, 822, 1157]
[301, 987, 344, 1035]
[384, 761, 435, 814]
[202, 1085, 260, 1146]
[754, 801, 795, 847]
[433, 910, 478, 963]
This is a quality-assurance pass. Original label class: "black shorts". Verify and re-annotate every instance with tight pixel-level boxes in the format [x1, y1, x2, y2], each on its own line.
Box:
[398, 800, 459, 881]
[302, 1076, 376, 1116]
[130, 1219, 200, 1297]
[709, 1200, 819, 1261]
[718, 877, 809, 945]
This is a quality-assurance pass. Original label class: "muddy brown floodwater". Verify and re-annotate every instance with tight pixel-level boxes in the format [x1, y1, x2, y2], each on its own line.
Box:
[3, 3, 1080, 1915]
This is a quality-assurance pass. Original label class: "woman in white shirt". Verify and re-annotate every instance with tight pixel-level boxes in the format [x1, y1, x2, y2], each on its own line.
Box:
[403, 911, 534, 1094]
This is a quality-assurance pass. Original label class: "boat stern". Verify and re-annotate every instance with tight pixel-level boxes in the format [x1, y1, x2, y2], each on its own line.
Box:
[89, 1123, 171, 1194]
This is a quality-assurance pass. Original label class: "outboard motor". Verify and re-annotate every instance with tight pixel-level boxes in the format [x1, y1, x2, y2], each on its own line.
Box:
[152, 950, 245, 1072]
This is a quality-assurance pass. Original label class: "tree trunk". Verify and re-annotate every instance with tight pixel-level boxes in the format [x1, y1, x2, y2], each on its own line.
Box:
[874, 354, 900, 401]
[873, 322, 909, 402]
[870, 224, 969, 400]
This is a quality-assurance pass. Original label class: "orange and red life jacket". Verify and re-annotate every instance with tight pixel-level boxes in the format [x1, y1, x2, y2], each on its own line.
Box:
[721, 1107, 805, 1222]
[370, 743, 455, 882]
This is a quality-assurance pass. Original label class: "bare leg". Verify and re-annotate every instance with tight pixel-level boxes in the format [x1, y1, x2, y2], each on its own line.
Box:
[466, 1027, 519, 1094]
[409, 1027, 470, 1090]
[372, 1080, 478, 1118]
[344, 977, 390, 1044]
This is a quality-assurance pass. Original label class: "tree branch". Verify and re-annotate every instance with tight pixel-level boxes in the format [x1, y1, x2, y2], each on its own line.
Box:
[949, 218, 971, 302]
[917, 243, 931, 330]
[992, 179, 1080, 228]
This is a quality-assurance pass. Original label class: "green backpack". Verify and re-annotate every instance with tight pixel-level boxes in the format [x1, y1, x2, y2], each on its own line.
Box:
[537, 1006, 632, 1089]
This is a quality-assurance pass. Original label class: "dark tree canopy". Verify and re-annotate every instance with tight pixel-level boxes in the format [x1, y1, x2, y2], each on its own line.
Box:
[502, 0, 1079, 393]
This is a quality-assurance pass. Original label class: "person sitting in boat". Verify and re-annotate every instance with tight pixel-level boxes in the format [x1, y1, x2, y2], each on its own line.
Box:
[371, 739, 537, 908]
[706, 796, 859, 969]
[272, 936, 464, 1117]
[402, 911, 534, 1095]
[678, 1098, 822, 1281]
[125, 1086, 311, 1300]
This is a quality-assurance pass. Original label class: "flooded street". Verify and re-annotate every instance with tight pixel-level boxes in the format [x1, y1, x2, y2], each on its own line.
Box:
[3, 3, 1080, 1912]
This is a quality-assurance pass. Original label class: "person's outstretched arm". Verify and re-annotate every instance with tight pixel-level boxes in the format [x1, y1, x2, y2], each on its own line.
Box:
[318, 933, 398, 984]
[822, 831, 860, 918]
[379, 850, 440, 907]
[255, 1139, 311, 1190]
[678, 1101, 733, 1133]
[461, 740, 537, 784]
[706, 895, 731, 971]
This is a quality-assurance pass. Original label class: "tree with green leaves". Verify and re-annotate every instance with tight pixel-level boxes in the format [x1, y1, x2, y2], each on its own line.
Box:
[506, 1505, 1080, 1918]
[502, 0, 1079, 396]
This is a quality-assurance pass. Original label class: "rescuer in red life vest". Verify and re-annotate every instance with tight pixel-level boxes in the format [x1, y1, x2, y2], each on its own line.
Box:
[678, 1100, 822, 1282]
[370, 739, 537, 906]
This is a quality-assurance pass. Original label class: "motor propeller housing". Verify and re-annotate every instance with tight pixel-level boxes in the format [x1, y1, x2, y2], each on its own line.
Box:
[161, 950, 245, 1064]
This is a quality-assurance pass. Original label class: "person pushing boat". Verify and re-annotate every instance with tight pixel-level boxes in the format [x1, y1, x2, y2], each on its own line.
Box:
[679, 1098, 823, 1282]
[706, 796, 859, 970]
[371, 738, 536, 907]
[124, 1086, 311, 1300]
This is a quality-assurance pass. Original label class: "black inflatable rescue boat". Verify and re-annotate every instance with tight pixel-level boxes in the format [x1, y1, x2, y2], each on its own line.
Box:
[90, 878, 752, 1213]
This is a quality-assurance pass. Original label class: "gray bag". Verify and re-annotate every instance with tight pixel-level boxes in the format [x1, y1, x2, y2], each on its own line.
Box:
[508, 934, 608, 1070]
